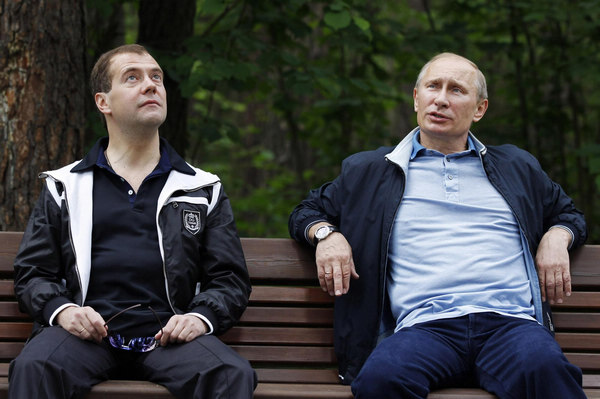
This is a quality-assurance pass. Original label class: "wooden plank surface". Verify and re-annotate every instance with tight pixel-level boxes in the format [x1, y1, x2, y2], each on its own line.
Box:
[250, 286, 334, 305]
[221, 326, 333, 345]
[232, 345, 337, 364]
[555, 333, 600, 350]
[239, 306, 334, 326]
[553, 313, 600, 330]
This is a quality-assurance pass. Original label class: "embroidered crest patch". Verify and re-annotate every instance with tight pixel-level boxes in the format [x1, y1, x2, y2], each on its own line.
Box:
[183, 210, 201, 235]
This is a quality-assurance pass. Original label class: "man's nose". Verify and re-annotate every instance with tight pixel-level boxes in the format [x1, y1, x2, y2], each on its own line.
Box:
[141, 75, 157, 93]
[434, 89, 449, 107]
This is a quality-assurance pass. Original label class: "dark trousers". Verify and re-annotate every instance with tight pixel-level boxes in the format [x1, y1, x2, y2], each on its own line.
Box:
[8, 326, 256, 399]
[351, 312, 585, 399]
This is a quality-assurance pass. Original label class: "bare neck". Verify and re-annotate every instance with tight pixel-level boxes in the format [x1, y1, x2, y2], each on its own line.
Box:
[104, 133, 161, 192]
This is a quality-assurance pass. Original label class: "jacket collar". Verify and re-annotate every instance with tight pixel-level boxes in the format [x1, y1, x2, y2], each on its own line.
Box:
[70, 136, 196, 176]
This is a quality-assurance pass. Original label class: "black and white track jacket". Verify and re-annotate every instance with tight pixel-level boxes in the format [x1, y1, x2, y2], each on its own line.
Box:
[14, 138, 251, 336]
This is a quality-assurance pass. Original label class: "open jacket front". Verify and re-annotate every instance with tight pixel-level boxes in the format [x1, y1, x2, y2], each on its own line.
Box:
[14, 139, 251, 337]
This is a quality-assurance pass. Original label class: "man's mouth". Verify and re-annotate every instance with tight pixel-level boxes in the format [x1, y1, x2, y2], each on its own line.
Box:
[140, 100, 160, 107]
[428, 112, 450, 120]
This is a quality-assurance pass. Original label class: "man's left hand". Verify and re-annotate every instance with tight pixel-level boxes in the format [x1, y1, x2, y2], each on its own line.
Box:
[535, 228, 573, 305]
[155, 315, 208, 346]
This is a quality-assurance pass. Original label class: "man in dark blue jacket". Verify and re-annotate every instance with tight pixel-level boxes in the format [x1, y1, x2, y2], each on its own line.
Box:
[289, 53, 587, 398]
[10, 44, 255, 399]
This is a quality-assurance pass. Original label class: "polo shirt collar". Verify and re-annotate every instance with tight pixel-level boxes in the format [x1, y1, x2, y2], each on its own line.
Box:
[410, 131, 477, 160]
[70, 136, 195, 176]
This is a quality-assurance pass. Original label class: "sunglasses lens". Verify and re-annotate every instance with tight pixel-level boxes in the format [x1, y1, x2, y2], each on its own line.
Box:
[104, 305, 162, 352]
[107, 333, 158, 352]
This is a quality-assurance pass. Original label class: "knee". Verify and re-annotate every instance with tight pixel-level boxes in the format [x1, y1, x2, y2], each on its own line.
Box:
[352, 364, 389, 398]
[218, 355, 256, 393]
[352, 363, 427, 399]
[228, 358, 256, 388]
[526, 351, 582, 381]
[9, 353, 46, 381]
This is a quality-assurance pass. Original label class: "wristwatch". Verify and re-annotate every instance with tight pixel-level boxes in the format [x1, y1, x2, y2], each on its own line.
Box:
[313, 225, 340, 246]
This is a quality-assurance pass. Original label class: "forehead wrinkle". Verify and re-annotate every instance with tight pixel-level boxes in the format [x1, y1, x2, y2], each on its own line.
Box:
[119, 65, 163, 77]
[109, 53, 162, 80]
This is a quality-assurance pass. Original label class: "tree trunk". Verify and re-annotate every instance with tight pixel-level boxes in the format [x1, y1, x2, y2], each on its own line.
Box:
[0, 0, 86, 231]
[137, 0, 196, 156]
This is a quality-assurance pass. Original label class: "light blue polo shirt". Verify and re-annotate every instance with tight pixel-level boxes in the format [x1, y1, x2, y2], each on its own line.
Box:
[387, 133, 535, 332]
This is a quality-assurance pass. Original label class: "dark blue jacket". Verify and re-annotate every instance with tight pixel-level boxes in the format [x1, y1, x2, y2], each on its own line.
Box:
[288, 129, 587, 384]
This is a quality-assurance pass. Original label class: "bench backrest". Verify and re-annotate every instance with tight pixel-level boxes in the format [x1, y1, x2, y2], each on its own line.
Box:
[0, 231, 599, 383]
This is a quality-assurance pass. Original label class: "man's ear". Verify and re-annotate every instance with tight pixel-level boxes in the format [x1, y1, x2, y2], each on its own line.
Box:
[413, 87, 419, 113]
[94, 93, 111, 116]
[472, 99, 488, 122]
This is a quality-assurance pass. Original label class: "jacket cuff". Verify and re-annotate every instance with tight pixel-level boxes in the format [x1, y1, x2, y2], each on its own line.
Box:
[43, 297, 78, 326]
[185, 313, 214, 335]
[189, 305, 218, 334]
[300, 217, 329, 246]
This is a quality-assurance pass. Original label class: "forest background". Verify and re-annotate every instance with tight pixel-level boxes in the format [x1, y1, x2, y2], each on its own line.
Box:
[1, 0, 599, 243]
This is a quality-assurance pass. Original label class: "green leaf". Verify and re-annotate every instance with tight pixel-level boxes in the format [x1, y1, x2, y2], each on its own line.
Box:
[324, 10, 352, 30]
[353, 15, 370, 31]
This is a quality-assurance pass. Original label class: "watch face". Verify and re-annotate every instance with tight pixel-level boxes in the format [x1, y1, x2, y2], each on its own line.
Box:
[315, 226, 330, 240]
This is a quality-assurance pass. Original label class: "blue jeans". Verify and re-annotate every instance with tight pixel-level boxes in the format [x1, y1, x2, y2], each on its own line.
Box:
[351, 312, 584, 399]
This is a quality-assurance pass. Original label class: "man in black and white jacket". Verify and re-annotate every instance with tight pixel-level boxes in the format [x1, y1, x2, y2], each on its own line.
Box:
[10, 44, 255, 399]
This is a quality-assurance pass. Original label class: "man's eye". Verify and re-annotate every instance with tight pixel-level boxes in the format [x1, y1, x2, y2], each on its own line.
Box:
[127, 75, 137, 81]
[153, 74, 162, 81]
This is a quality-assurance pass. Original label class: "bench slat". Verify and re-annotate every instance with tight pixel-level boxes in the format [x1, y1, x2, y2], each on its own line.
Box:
[552, 292, 600, 309]
[222, 326, 333, 345]
[250, 286, 334, 304]
[233, 345, 336, 364]
[0, 323, 31, 340]
[0, 282, 13, 299]
[240, 306, 333, 326]
[555, 333, 600, 350]
[565, 353, 600, 371]
[553, 313, 600, 331]
[254, 383, 353, 399]
[0, 342, 24, 360]
[256, 368, 340, 384]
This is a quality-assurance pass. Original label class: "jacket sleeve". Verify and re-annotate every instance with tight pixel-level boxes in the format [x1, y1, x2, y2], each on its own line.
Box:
[13, 182, 74, 325]
[289, 171, 347, 247]
[540, 167, 587, 250]
[186, 187, 251, 335]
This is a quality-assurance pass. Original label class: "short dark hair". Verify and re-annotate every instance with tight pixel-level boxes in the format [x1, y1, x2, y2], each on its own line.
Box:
[90, 44, 150, 96]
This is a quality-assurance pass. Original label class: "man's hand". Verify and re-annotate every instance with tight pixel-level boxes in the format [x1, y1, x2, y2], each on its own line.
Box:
[535, 228, 573, 305]
[311, 224, 359, 296]
[56, 306, 107, 343]
[155, 314, 207, 346]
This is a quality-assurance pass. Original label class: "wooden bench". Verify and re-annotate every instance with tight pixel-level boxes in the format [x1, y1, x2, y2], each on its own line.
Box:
[0, 230, 598, 398]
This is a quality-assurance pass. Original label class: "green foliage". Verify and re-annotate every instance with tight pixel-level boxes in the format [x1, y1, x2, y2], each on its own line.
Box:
[85, 0, 600, 242]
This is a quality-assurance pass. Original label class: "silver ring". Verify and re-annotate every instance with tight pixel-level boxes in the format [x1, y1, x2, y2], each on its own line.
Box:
[78, 328, 85, 333]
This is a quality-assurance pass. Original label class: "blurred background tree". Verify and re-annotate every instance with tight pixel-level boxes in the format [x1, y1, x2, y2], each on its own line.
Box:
[2, 0, 599, 242]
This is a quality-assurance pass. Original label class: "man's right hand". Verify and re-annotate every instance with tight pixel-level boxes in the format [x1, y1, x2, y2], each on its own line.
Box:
[310, 224, 359, 296]
[56, 306, 107, 343]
